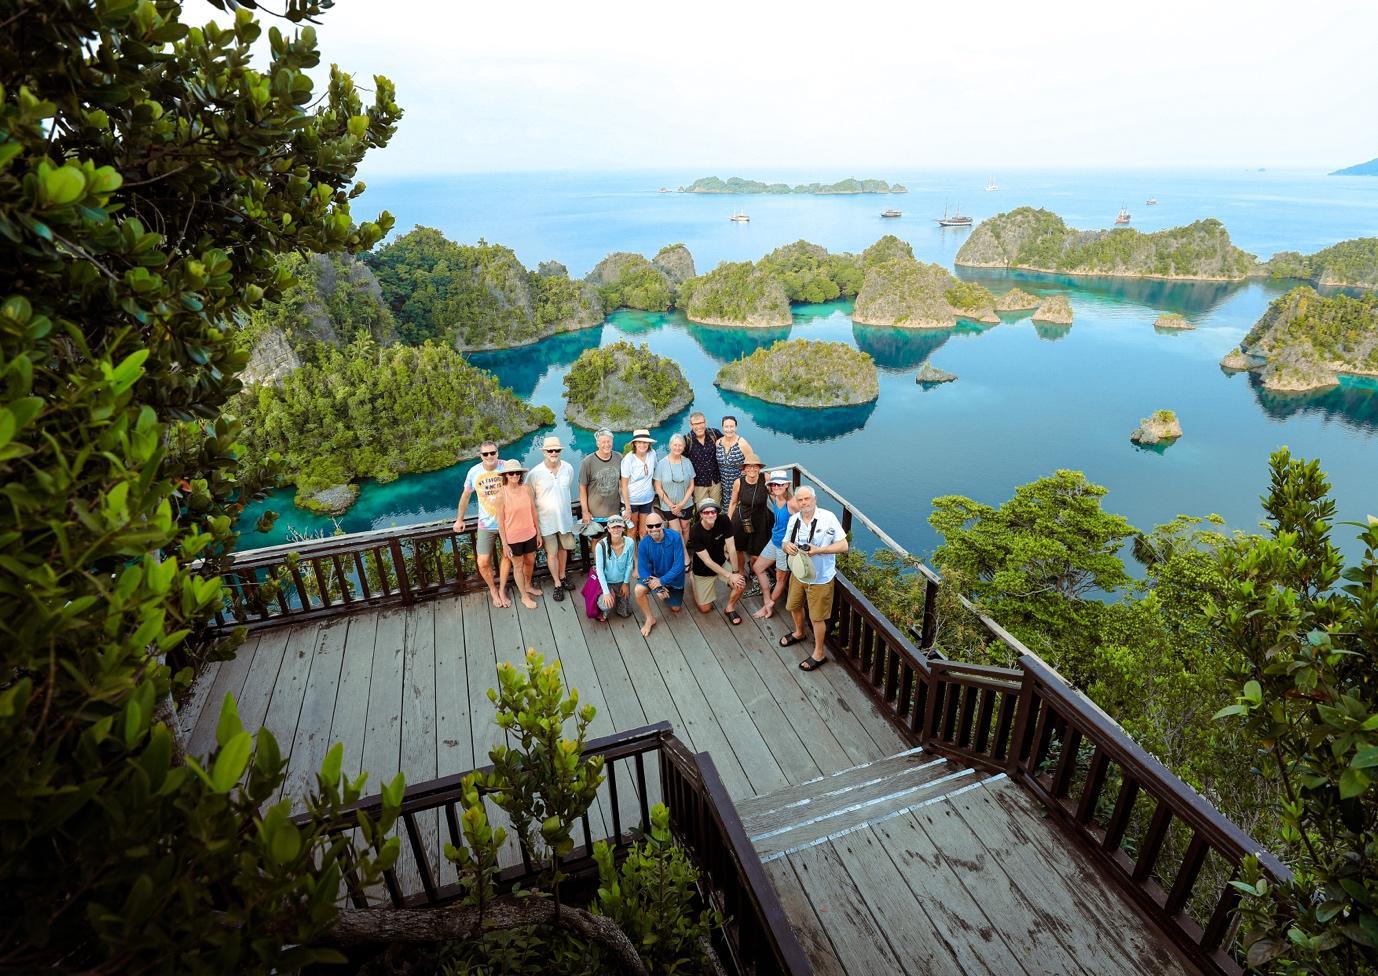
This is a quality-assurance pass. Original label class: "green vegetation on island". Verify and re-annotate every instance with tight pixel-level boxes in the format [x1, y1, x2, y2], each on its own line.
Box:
[563, 341, 693, 429]
[995, 287, 1041, 312]
[1032, 294, 1074, 325]
[1330, 156, 1378, 176]
[682, 175, 906, 194]
[956, 207, 1258, 280]
[1263, 237, 1378, 289]
[851, 249, 999, 328]
[235, 340, 553, 512]
[1153, 312, 1194, 330]
[679, 260, 793, 327]
[1130, 409, 1183, 445]
[365, 227, 604, 349]
[585, 251, 675, 312]
[1232, 286, 1378, 391]
[714, 339, 879, 407]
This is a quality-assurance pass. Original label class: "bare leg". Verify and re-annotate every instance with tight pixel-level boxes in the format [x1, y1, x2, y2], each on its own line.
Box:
[522, 553, 542, 599]
[809, 617, 827, 663]
[634, 584, 655, 637]
[478, 553, 507, 608]
[498, 552, 513, 605]
[515, 554, 538, 610]
[789, 602, 807, 642]
[750, 555, 775, 618]
[555, 545, 568, 586]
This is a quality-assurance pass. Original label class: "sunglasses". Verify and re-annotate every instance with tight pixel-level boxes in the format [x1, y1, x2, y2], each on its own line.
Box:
[646, 523, 664, 530]
[545, 448, 561, 453]
[481, 450, 497, 457]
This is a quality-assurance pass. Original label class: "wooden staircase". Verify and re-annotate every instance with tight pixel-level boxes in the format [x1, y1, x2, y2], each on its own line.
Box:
[736, 748, 1002, 862]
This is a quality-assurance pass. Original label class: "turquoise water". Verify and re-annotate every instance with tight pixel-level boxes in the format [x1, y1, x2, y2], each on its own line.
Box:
[238, 169, 1378, 559]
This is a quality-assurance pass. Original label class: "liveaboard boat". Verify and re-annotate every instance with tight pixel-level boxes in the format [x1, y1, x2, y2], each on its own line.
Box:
[935, 205, 973, 227]
[1115, 207, 1131, 225]
[729, 211, 750, 223]
[985, 176, 999, 191]
[1145, 197, 1158, 205]
[881, 209, 903, 218]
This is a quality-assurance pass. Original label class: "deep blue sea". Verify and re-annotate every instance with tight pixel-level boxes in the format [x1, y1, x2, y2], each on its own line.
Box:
[238, 168, 1378, 562]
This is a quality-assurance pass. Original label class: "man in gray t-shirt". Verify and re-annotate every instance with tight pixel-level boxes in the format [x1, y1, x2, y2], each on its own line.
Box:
[578, 428, 624, 524]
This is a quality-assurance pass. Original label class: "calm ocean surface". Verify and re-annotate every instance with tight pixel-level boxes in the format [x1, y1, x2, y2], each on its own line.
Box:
[238, 168, 1378, 561]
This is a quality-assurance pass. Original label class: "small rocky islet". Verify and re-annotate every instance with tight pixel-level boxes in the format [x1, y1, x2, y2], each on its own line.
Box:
[563, 341, 693, 430]
[915, 363, 958, 384]
[1031, 294, 1074, 325]
[1153, 313, 1194, 331]
[714, 339, 879, 407]
[1221, 286, 1378, 392]
[995, 288, 1040, 312]
[1130, 410, 1183, 446]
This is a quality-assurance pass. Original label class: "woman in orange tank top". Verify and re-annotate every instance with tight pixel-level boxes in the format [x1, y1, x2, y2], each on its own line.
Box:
[494, 460, 544, 610]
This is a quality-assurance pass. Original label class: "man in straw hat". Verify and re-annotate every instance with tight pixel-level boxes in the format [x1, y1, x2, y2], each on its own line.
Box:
[527, 434, 576, 600]
[454, 440, 510, 608]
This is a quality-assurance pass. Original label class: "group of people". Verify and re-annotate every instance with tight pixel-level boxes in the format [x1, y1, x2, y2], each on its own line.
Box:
[452, 412, 848, 671]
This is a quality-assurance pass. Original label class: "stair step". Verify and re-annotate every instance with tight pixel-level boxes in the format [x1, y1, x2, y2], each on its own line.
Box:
[737, 746, 936, 827]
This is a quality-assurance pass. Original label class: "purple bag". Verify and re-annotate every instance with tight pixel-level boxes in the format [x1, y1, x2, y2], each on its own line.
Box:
[581, 568, 604, 619]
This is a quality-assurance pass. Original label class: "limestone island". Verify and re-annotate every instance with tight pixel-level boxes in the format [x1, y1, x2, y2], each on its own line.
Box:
[915, 363, 958, 384]
[852, 240, 999, 328]
[585, 243, 697, 312]
[1032, 294, 1074, 325]
[1229, 286, 1378, 392]
[1331, 157, 1378, 176]
[714, 339, 879, 407]
[1220, 348, 1262, 372]
[682, 176, 906, 195]
[1130, 410, 1183, 446]
[995, 288, 1040, 312]
[563, 341, 693, 429]
[297, 484, 359, 517]
[1153, 313, 1195, 331]
[954, 208, 1258, 281]
[1262, 237, 1378, 290]
[364, 227, 605, 351]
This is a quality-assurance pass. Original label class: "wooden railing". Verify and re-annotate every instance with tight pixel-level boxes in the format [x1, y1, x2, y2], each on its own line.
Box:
[300, 722, 810, 976]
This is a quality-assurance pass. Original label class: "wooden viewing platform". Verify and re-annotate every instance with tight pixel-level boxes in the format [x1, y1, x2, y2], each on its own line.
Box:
[184, 464, 1288, 976]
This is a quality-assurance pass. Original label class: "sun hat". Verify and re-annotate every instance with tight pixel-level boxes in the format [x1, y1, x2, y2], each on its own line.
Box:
[581, 520, 607, 537]
[741, 451, 764, 467]
[768, 469, 791, 485]
[697, 498, 721, 513]
[541, 435, 564, 451]
[605, 515, 627, 529]
[629, 428, 655, 444]
[499, 459, 527, 475]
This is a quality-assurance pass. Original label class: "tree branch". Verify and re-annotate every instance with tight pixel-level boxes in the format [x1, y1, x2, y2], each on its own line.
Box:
[324, 899, 649, 976]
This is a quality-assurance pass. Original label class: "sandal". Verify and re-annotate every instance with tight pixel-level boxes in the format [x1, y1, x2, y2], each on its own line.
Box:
[798, 656, 826, 672]
[726, 609, 743, 626]
[778, 632, 806, 647]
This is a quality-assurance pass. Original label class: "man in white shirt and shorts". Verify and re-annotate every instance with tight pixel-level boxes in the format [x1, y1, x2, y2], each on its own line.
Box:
[527, 435, 576, 600]
[778, 486, 849, 671]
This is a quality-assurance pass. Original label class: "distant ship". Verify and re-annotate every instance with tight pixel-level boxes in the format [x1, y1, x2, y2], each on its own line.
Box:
[985, 176, 999, 192]
[1145, 197, 1158, 206]
[659, 187, 672, 193]
[881, 208, 903, 218]
[729, 211, 750, 223]
[1115, 207, 1131, 225]
[935, 205, 973, 227]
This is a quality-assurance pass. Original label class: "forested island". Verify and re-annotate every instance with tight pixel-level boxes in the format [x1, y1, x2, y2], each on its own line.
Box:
[714, 339, 879, 407]
[680, 176, 907, 194]
[563, 341, 693, 429]
[1262, 237, 1378, 290]
[1222, 286, 1378, 392]
[955, 208, 1259, 280]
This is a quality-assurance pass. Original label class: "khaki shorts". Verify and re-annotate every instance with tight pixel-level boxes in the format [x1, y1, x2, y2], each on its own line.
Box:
[476, 528, 502, 559]
[542, 531, 575, 551]
[691, 573, 718, 607]
[692, 483, 722, 507]
[786, 576, 834, 621]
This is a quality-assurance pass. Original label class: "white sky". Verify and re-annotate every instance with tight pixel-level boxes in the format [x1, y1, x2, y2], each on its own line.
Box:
[189, 0, 1377, 174]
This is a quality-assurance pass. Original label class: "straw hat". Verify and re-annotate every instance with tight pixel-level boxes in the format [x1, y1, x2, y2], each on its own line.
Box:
[499, 459, 527, 475]
[741, 451, 764, 468]
[629, 428, 656, 445]
[541, 435, 564, 451]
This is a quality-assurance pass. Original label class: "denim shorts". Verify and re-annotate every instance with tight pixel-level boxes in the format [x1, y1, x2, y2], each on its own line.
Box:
[629, 501, 654, 515]
[760, 541, 788, 571]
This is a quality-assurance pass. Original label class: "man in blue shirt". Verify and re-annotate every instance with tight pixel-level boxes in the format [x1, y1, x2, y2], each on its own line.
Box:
[634, 513, 685, 637]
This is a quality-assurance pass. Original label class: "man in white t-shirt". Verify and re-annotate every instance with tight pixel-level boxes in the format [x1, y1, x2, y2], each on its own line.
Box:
[779, 486, 848, 672]
[527, 435, 576, 600]
[454, 441, 509, 608]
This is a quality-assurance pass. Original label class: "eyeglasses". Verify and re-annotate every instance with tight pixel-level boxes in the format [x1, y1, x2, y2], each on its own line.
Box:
[481, 450, 497, 457]
[545, 448, 561, 454]
[769, 483, 786, 489]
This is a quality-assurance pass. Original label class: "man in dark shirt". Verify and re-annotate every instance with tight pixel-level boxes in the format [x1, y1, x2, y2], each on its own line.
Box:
[684, 411, 723, 508]
[686, 499, 745, 619]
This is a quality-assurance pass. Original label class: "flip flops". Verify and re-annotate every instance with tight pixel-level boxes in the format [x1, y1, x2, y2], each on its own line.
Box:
[778, 632, 806, 647]
[798, 656, 826, 672]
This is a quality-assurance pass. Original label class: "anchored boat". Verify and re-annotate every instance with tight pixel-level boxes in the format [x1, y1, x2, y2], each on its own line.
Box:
[936, 205, 973, 227]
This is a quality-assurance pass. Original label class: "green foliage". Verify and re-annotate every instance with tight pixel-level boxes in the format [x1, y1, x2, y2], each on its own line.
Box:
[1242, 286, 1378, 372]
[945, 280, 997, 312]
[0, 0, 402, 968]
[597, 258, 673, 312]
[592, 803, 722, 975]
[235, 338, 552, 500]
[715, 338, 878, 406]
[757, 240, 861, 303]
[245, 251, 397, 360]
[562, 340, 691, 425]
[860, 234, 916, 267]
[1213, 451, 1378, 973]
[444, 773, 506, 919]
[442, 925, 610, 976]
[1266, 237, 1378, 289]
[679, 259, 791, 324]
[487, 650, 605, 897]
[929, 470, 1135, 683]
[1151, 409, 1178, 423]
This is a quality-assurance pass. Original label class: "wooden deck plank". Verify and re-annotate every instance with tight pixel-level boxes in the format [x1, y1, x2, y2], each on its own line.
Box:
[764, 858, 848, 976]
[869, 804, 1037, 976]
[826, 826, 970, 975]
[980, 779, 1193, 976]
[397, 604, 439, 898]
[784, 841, 906, 975]
[236, 628, 292, 734]
[261, 624, 321, 802]
[910, 784, 1103, 976]
[280, 618, 349, 809]
[433, 595, 472, 888]
[359, 609, 407, 904]
[178, 657, 222, 743]
[658, 602, 790, 798]
[330, 613, 377, 781]
[186, 634, 261, 759]
[461, 592, 523, 871]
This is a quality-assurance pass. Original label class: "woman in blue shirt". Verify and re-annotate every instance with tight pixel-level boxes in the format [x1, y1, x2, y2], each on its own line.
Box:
[591, 517, 636, 621]
[752, 470, 798, 619]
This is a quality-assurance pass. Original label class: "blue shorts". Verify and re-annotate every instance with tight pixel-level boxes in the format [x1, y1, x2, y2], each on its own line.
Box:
[639, 581, 684, 608]
[629, 501, 654, 514]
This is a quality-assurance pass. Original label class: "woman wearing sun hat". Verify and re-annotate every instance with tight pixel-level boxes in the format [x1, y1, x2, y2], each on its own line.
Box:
[727, 451, 772, 600]
[493, 459, 543, 610]
[619, 428, 658, 540]
[753, 469, 797, 618]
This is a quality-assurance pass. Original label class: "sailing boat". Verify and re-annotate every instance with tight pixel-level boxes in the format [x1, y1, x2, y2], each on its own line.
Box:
[985, 176, 999, 192]
[936, 205, 973, 227]
[728, 211, 750, 223]
[1114, 207, 1131, 225]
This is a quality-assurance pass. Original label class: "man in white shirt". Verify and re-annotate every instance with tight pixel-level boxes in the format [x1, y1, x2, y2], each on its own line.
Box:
[453, 441, 509, 608]
[527, 435, 576, 600]
[779, 486, 848, 672]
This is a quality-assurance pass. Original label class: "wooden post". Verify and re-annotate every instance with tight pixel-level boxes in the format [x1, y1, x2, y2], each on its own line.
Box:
[919, 576, 939, 652]
[1007, 665, 1037, 776]
[390, 537, 413, 605]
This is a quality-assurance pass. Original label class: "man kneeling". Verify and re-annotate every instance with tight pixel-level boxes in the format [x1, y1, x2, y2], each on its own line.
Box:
[687, 499, 746, 623]
[634, 514, 685, 637]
